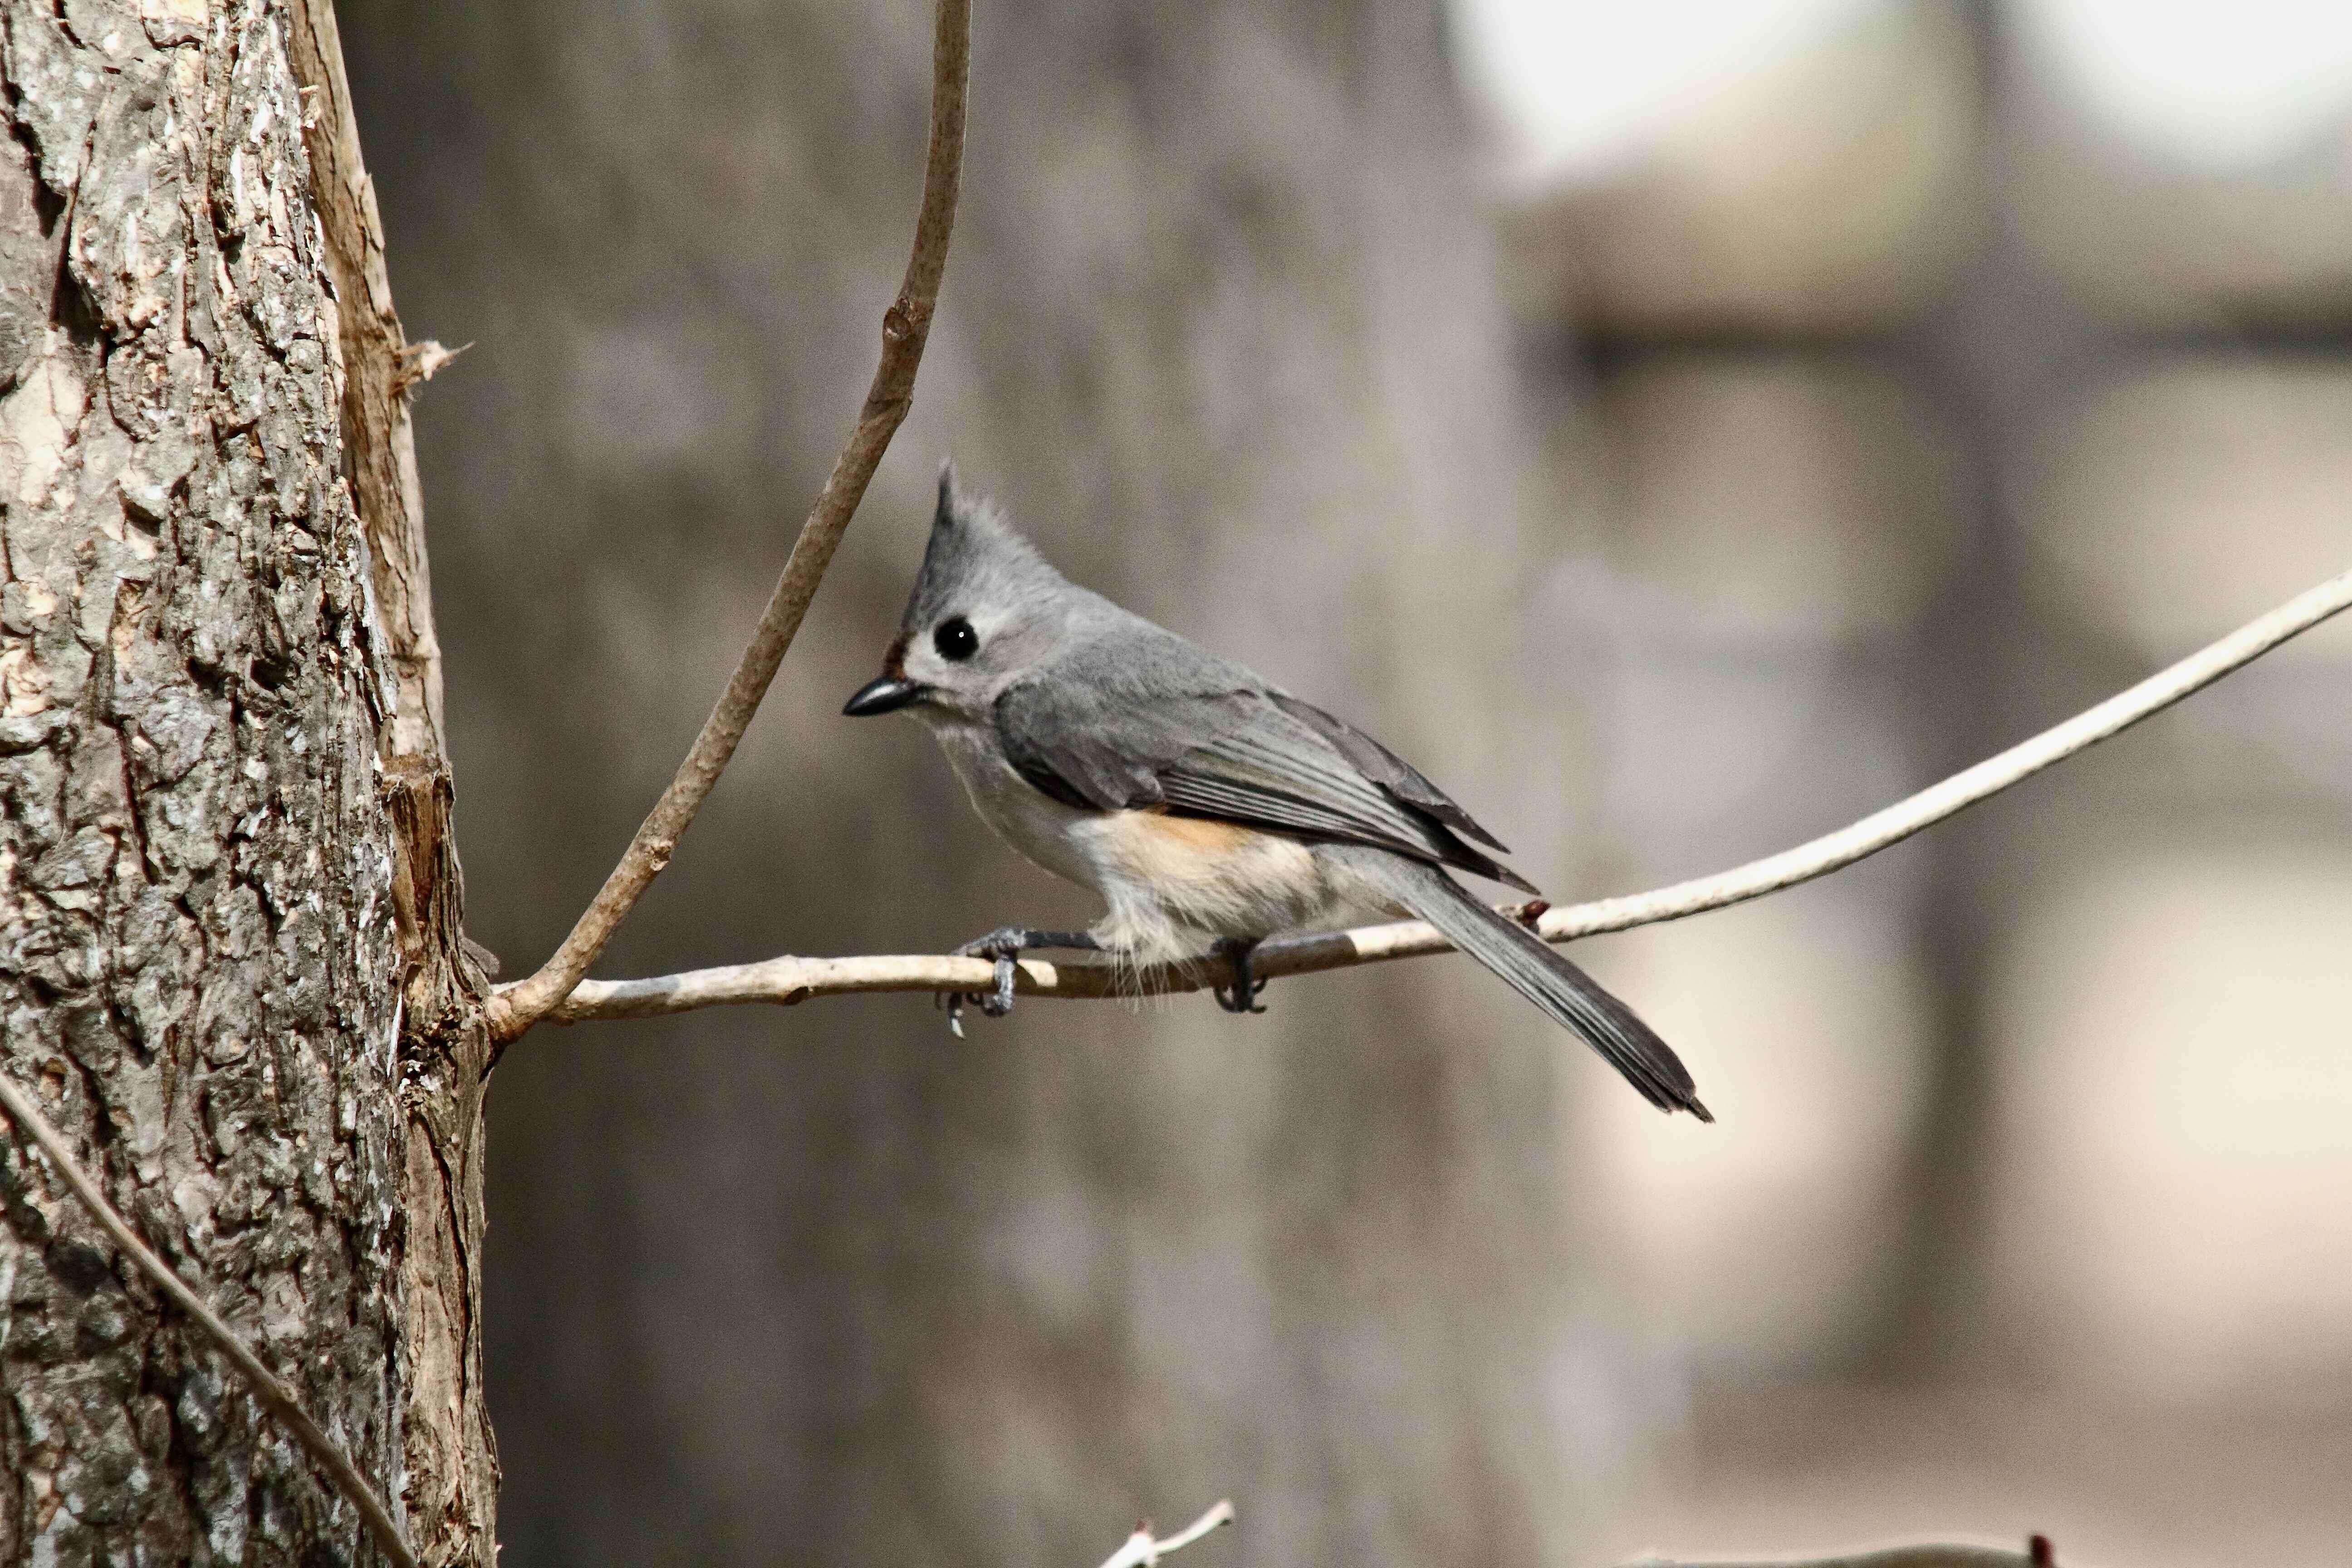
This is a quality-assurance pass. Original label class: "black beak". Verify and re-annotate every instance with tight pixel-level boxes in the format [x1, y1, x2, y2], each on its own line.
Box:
[843, 675, 924, 717]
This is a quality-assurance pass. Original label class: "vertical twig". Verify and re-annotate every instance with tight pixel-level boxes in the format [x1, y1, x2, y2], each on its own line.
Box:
[487, 0, 974, 1044]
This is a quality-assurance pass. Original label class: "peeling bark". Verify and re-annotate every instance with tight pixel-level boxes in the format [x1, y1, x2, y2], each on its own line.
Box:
[0, 0, 490, 1562]
[283, 1, 496, 1559]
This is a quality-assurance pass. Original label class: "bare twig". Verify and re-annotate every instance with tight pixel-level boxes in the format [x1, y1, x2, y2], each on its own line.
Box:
[530, 563, 2352, 1025]
[1619, 1539, 2051, 1568]
[1097, 1500, 1237, 1568]
[487, 0, 973, 1044]
[0, 1073, 419, 1568]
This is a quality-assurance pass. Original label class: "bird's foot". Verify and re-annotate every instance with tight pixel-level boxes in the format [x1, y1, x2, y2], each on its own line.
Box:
[1211, 938, 1269, 1015]
[941, 928, 1098, 1036]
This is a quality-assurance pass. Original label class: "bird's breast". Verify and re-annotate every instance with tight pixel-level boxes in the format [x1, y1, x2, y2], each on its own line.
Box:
[924, 716, 1103, 888]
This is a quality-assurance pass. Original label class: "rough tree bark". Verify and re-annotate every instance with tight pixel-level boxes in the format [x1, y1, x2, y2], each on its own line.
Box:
[0, 0, 494, 1562]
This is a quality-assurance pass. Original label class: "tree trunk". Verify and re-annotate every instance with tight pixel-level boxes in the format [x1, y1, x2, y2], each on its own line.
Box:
[0, 0, 495, 1561]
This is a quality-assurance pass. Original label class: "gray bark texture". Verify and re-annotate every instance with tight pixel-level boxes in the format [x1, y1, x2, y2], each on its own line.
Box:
[0, 0, 494, 1563]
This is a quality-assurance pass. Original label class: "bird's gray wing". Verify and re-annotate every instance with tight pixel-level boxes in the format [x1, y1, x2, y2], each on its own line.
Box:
[1262, 691, 1510, 853]
[995, 656, 1534, 891]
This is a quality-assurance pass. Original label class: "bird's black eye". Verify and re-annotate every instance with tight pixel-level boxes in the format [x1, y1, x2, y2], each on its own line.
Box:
[934, 616, 979, 662]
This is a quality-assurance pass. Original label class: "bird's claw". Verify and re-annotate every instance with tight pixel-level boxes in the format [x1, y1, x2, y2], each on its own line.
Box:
[944, 927, 1029, 1034]
[1212, 940, 1269, 1015]
[1212, 983, 1267, 1014]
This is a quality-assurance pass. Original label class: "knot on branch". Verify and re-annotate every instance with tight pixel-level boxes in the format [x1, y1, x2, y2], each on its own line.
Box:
[882, 296, 935, 344]
[392, 338, 470, 396]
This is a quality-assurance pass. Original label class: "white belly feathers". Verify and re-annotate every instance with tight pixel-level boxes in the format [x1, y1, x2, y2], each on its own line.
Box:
[926, 715, 1102, 888]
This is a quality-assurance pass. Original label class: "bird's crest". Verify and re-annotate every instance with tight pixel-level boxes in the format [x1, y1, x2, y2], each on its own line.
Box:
[902, 462, 1065, 632]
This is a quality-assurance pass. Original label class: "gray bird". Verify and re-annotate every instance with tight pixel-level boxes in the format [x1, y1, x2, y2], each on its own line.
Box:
[844, 470, 1709, 1118]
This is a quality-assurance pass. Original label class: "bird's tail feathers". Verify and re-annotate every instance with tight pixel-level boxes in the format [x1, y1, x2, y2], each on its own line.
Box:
[1343, 851, 1710, 1119]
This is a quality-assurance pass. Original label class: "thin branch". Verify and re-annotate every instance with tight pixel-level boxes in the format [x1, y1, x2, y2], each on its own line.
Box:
[1097, 1500, 1237, 1568]
[0, 1072, 420, 1568]
[529, 563, 2352, 1025]
[1619, 1541, 2051, 1568]
[486, 0, 973, 1044]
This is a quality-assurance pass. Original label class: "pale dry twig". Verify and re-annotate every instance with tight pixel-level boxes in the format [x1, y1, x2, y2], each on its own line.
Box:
[1096, 1499, 1237, 1568]
[532, 563, 2352, 1025]
[1619, 1537, 2054, 1568]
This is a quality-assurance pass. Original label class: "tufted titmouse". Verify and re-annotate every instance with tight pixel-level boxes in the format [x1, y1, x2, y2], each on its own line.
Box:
[844, 470, 1708, 1118]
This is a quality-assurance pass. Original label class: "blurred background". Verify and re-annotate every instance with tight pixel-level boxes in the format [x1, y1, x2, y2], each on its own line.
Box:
[335, 0, 2352, 1563]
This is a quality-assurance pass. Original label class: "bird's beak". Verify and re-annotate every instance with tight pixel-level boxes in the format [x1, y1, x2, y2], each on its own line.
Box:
[843, 675, 924, 717]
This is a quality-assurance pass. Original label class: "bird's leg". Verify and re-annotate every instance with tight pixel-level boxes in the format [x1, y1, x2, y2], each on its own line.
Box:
[942, 928, 1100, 1036]
[1211, 937, 1269, 1015]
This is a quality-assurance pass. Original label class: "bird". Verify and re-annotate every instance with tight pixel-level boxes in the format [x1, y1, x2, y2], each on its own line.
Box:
[843, 468, 1709, 1118]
